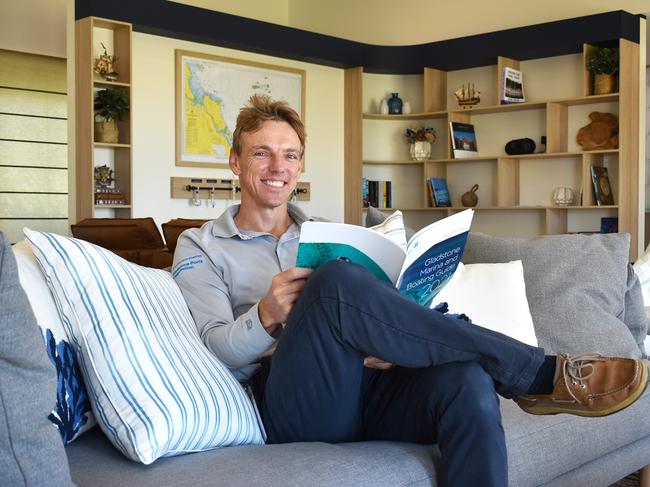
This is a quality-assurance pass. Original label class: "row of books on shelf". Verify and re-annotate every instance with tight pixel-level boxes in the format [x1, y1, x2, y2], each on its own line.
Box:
[362, 178, 392, 208]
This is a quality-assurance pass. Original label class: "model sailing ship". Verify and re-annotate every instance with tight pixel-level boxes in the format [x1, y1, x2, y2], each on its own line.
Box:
[454, 84, 481, 108]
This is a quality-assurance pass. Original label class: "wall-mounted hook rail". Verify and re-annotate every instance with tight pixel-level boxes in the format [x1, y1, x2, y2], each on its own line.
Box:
[170, 177, 310, 202]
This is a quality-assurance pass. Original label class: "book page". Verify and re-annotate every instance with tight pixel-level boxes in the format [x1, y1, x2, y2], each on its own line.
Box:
[396, 209, 474, 307]
[296, 222, 406, 284]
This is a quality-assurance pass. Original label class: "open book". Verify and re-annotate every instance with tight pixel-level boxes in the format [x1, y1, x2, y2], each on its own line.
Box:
[296, 209, 474, 307]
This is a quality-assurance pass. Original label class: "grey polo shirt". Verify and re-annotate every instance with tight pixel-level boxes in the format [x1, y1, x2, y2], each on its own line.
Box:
[172, 203, 316, 380]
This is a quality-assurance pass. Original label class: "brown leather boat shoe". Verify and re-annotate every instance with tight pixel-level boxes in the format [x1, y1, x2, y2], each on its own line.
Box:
[517, 353, 648, 417]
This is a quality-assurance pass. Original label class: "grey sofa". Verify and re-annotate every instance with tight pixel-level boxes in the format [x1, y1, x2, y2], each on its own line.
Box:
[3, 230, 650, 487]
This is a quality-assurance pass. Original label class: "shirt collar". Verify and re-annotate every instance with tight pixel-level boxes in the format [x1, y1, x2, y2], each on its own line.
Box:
[211, 203, 313, 239]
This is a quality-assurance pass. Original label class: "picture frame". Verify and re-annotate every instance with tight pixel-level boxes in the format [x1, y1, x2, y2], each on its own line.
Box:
[175, 50, 306, 168]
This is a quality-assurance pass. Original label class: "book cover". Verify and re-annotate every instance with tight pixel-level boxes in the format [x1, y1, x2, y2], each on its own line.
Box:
[590, 166, 614, 206]
[501, 67, 525, 104]
[296, 209, 474, 307]
[450, 122, 479, 159]
[600, 217, 618, 234]
[429, 177, 451, 207]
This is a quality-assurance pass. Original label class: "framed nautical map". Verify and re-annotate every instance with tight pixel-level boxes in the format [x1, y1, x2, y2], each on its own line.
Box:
[175, 50, 305, 168]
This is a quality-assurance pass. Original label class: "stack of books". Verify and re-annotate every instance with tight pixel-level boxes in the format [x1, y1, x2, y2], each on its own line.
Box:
[362, 178, 392, 208]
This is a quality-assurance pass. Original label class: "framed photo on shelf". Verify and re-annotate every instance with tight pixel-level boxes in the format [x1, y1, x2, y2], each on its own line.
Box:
[590, 165, 614, 206]
[450, 122, 479, 158]
[175, 50, 306, 168]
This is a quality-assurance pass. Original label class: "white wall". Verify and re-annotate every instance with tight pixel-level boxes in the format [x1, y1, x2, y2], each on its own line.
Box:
[130, 32, 344, 224]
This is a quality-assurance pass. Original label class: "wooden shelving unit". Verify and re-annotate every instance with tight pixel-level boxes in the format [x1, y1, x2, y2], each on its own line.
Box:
[75, 17, 133, 221]
[345, 37, 641, 257]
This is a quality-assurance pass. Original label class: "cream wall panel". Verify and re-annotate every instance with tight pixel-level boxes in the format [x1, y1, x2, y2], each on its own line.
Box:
[0, 50, 66, 92]
[0, 194, 67, 218]
[288, 0, 649, 45]
[0, 167, 68, 193]
[131, 32, 344, 225]
[0, 0, 67, 58]
[0, 141, 67, 168]
[0, 88, 67, 118]
[1, 220, 69, 245]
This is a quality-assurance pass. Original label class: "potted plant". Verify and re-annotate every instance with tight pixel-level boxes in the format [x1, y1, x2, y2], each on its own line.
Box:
[94, 88, 129, 143]
[587, 47, 619, 95]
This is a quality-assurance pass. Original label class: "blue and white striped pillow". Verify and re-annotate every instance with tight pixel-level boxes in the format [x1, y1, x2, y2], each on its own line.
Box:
[25, 229, 264, 464]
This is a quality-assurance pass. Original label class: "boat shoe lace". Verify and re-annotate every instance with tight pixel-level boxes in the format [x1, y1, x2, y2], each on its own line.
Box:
[562, 352, 607, 402]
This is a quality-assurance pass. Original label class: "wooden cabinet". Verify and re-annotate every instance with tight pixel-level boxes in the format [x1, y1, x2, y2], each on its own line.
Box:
[344, 38, 640, 257]
[75, 17, 132, 221]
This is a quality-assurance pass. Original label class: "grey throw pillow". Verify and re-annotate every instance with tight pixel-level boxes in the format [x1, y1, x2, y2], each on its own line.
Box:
[462, 232, 645, 358]
[0, 232, 74, 486]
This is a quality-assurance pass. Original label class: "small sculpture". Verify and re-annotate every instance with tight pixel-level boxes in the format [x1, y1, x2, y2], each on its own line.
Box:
[461, 184, 479, 207]
[454, 84, 481, 109]
[93, 43, 118, 82]
[576, 111, 618, 150]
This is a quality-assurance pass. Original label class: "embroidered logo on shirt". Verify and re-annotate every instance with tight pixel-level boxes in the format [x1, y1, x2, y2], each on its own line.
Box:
[246, 319, 253, 330]
[172, 254, 203, 278]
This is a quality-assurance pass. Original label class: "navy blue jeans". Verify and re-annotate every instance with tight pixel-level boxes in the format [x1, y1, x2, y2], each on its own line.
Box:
[262, 261, 544, 486]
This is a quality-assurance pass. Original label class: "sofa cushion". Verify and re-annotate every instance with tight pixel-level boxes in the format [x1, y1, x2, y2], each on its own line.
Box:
[0, 232, 74, 486]
[13, 240, 96, 444]
[504, 385, 650, 487]
[462, 232, 645, 357]
[66, 428, 437, 487]
[25, 229, 264, 465]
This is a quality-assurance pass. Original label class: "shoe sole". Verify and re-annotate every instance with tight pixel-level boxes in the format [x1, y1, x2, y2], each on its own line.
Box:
[522, 361, 649, 417]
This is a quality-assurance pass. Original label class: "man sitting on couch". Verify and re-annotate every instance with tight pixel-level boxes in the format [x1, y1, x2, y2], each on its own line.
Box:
[173, 94, 647, 486]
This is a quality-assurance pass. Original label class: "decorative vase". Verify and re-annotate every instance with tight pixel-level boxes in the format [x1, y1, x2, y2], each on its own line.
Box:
[95, 120, 119, 143]
[402, 101, 412, 114]
[593, 74, 615, 95]
[379, 99, 389, 115]
[387, 93, 403, 115]
[552, 187, 574, 206]
[461, 184, 479, 207]
[410, 141, 432, 161]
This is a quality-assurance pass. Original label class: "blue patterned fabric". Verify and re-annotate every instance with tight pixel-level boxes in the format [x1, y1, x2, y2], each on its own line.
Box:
[25, 229, 264, 464]
[44, 329, 91, 444]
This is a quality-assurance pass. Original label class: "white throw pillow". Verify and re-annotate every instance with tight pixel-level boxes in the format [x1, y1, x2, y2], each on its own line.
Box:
[25, 229, 264, 464]
[12, 240, 96, 444]
[431, 261, 538, 346]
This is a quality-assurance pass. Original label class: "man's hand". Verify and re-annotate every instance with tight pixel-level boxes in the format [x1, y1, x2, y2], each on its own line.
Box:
[363, 356, 394, 370]
[259, 267, 313, 334]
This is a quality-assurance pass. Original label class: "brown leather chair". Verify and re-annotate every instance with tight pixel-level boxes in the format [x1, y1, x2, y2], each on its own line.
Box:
[70, 218, 173, 269]
[161, 218, 209, 255]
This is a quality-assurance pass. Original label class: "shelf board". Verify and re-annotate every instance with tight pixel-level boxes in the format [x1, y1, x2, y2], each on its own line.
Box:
[363, 110, 447, 121]
[364, 205, 619, 212]
[502, 149, 619, 159]
[93, 79, 131, 88]
[364, 159, 424, 165]
[94, 142, 131, 148]
[94, 204, 132, 209]
[363, 94, 620, 119]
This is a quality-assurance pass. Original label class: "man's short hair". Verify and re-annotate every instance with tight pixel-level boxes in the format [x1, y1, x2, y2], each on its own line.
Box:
[231, 94, 305, 156]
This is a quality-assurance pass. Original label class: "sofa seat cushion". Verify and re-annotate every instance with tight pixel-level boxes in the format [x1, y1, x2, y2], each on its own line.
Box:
[504, 384, 650, 487]
[67, 428, 438, 487]
[68, 385, 650, 487]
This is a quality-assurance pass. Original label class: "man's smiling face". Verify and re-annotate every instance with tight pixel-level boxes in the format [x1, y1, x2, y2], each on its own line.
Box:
[229, 120, 303, 212]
